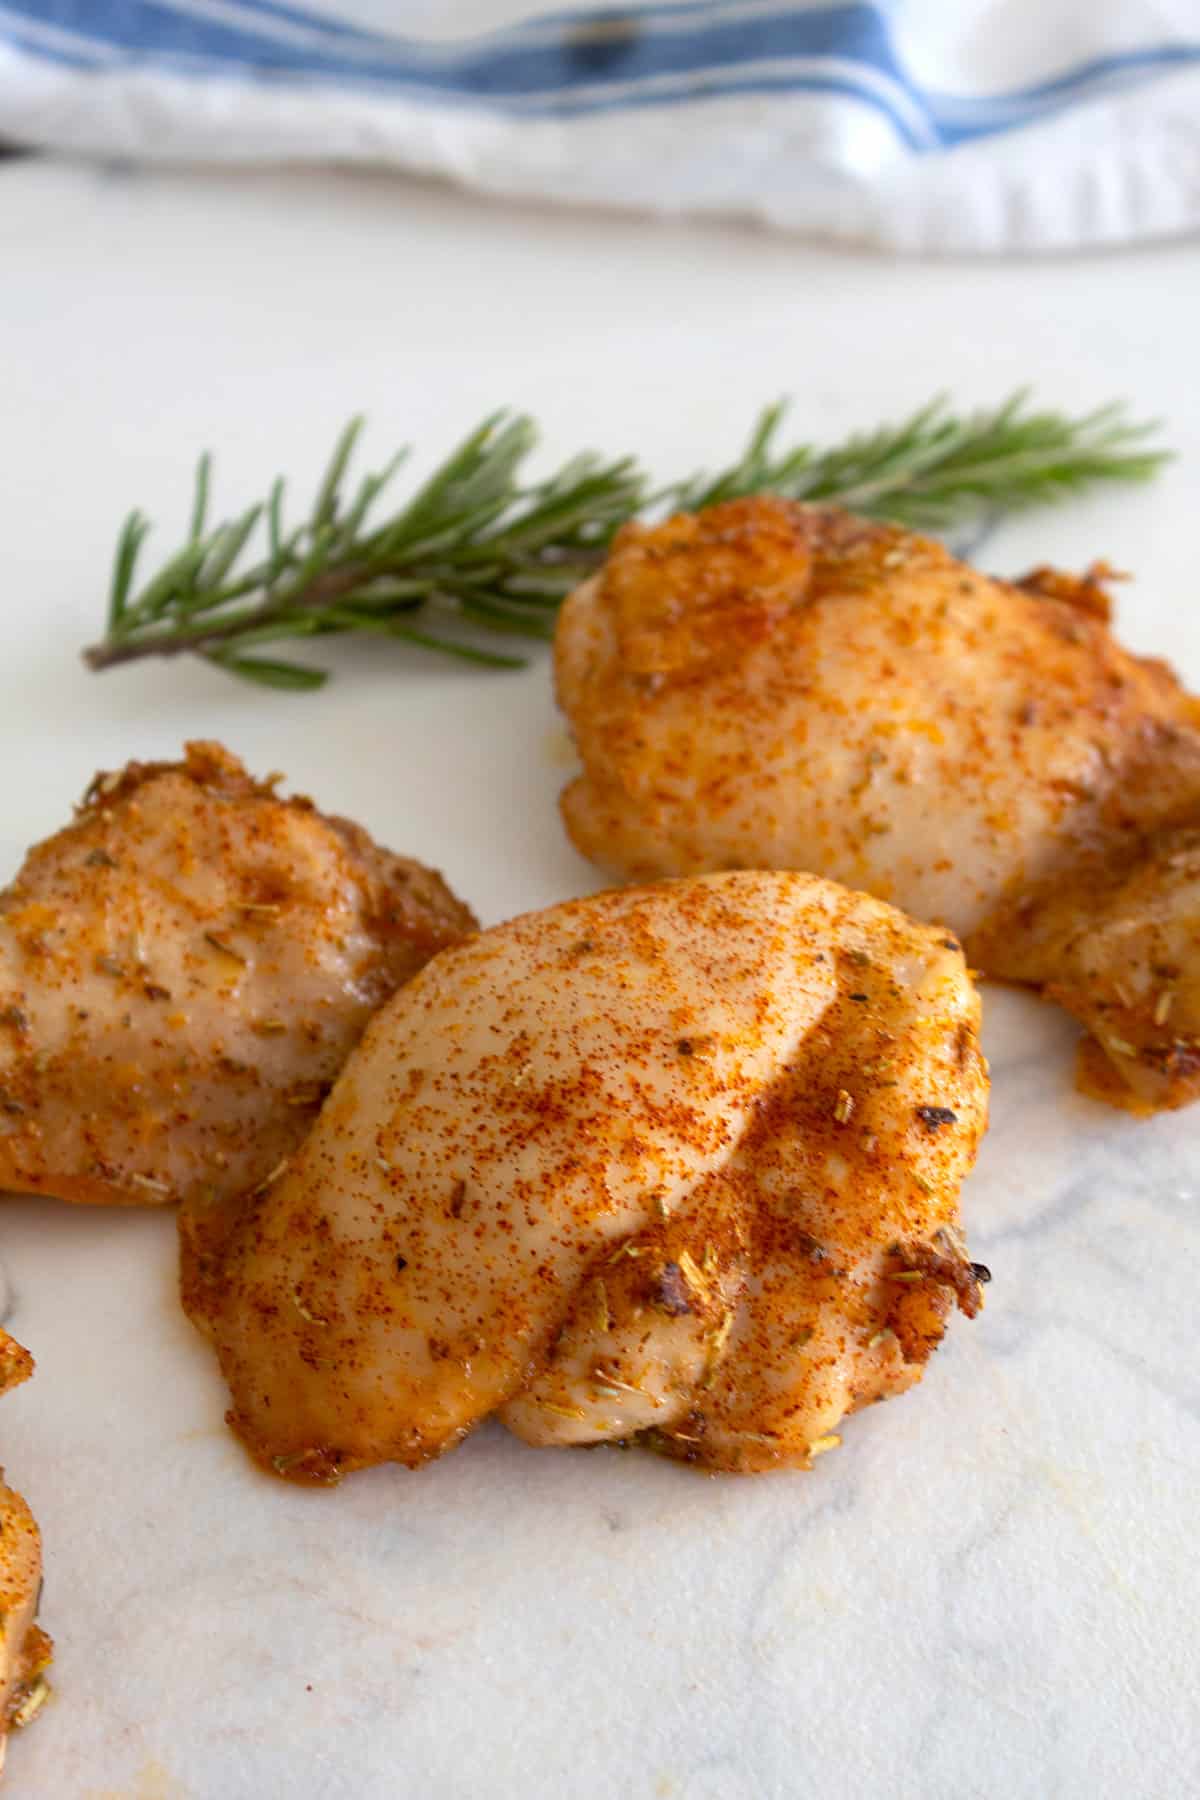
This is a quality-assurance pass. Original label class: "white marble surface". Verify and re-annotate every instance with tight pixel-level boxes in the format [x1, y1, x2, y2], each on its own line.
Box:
[2, 158, 1199, 1799]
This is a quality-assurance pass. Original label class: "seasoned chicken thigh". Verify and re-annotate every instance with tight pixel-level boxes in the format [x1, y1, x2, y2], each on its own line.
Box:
[0, 1333, 51, 1773]
[0, 743, 475, 1210]
[187, 872, 988, 1480]
[556, 498, 1200, 1111]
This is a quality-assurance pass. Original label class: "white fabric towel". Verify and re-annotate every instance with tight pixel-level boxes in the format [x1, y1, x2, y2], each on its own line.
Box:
[2, 2, 1199, 252]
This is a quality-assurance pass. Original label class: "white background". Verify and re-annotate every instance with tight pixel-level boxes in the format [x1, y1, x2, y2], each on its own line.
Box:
[2, 157, 1199, 1797]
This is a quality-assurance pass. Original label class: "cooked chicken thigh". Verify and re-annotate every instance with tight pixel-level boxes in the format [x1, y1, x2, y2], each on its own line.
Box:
[556, 499, 1200, 1111]
[187, 872, 988, 1480]
[0, 743, 475, 1210]
[0, 1333, 51, 1773]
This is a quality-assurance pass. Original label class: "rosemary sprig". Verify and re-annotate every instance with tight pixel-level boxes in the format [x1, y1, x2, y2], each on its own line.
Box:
[84, 392, 1169, 690]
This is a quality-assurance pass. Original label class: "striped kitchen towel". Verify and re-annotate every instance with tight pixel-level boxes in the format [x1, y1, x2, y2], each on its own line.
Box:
[2, 2, 1199, 252]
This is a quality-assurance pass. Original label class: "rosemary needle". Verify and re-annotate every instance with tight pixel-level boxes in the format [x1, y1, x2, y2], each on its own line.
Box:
[84, 392, 1169, 692]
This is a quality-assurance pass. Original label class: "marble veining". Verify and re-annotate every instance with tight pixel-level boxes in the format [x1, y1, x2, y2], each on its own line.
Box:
[2, 158, 1198, 1799]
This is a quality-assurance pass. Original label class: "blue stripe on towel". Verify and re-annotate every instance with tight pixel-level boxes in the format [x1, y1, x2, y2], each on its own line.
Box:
[3, 2, 1198, 154]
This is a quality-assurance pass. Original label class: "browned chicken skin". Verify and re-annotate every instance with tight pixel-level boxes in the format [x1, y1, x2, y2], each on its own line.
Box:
[556, 498, 1200, 1112]
[0, 1332, 51, 1775]
[0, 742, 475, 1212]
[186, 872, 988, 1481]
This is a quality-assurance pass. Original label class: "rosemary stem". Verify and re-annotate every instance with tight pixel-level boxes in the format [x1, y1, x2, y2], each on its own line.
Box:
[85, 566, 369, 669]
[82, 393, 1170, 690]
